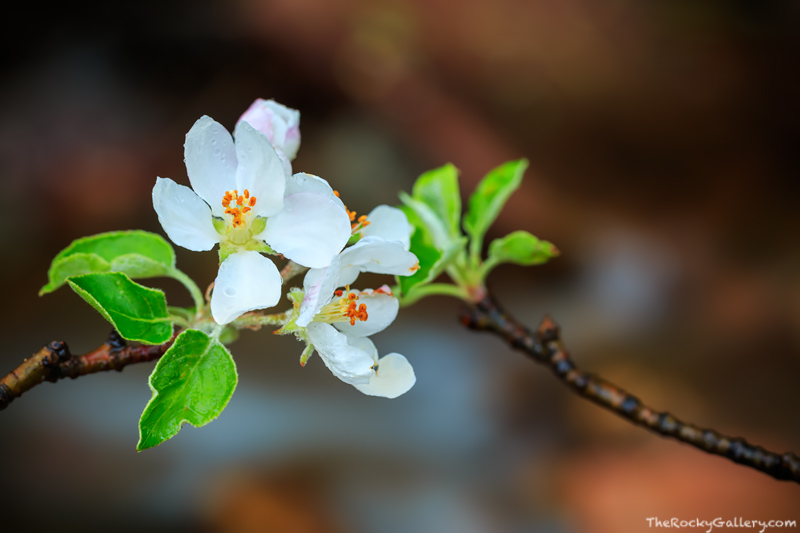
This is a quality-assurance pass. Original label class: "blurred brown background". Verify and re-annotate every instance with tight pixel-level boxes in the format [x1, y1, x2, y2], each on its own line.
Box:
[1, 0, 799, 531]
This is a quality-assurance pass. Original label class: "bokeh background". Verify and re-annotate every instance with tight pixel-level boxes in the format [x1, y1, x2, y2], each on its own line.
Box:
[1, 1, 800, 531]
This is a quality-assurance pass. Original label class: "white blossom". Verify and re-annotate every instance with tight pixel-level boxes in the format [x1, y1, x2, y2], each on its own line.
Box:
[153, 116, 350, 324]
[296, 238, 418, 329]
[304, 287, 415, 398]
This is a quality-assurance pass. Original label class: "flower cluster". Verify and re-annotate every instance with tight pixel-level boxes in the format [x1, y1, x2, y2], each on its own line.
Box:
[292, 211, 419, 398]
[153, 99, 419, 397]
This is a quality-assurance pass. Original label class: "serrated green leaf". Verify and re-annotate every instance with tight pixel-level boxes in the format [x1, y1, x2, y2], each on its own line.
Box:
[463, 159, 528, 251]
[410, 163, 462, 240]
[484, 231, 558, 277]
[41, 230, 176, 294]
[45, 253, 112, 294]
[108, 254, 173, 278]
[67, 272, 172, 344]
[137, 329, 237, 451]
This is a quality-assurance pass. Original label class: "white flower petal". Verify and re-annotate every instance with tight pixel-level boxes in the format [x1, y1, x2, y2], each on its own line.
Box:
[184, 116, 237, 216]
[333, 289, 399, 337]
[275, 148, 293, 179]
[337, 236, 420, 287]
[344, 335, 379, 363]
[211, 251, 282, 324]
[152, 177, 220, 251]
[360, 205, 412, 250]
[260, 193, 350, 268]
[233, 121, 286, 217]
[297, 255, 341, 328]
[286, 173, 346, 210]
[353, 353, 415, 398]
[306, 323, 374, 385]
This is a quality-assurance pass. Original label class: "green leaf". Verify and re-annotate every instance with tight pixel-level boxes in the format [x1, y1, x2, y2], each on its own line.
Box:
[41, 230, 176, 295]
[137, 329, 238, 451]
[398, 206, 466, 297]
[463, 159, 528, 251]
[410, 163, 462, 240]
[67, 272, 173, 344]
[397, 222, 443, 296]
[399, 192, 451, 250]
[484, 231, 558, 277]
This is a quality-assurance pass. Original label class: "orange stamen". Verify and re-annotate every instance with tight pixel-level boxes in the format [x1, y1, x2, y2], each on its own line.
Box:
[331, 189, 368, 232]
[314, 288, 369, 326]
[221, 189, 258, 229]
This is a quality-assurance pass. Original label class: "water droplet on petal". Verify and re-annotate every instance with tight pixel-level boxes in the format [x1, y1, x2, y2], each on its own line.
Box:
[224, 287, 237, 297]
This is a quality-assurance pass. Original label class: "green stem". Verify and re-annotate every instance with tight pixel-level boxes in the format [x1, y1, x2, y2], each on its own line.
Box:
[299, 343, 315, 366]
[167, 307, 192, 329]
[446, 249, 484, 299]
[210, 323, 225, 341]
[477, 257, 499, 283]
[468, 232, 483, 271]
[167, 268, 205, 313]
[446, 249, 471, 287]
[231, 310, 292, 330]
[399, 283, 469, 307]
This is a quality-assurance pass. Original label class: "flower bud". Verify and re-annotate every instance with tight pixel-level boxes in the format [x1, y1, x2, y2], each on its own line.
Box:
[237, 99, 301, 160]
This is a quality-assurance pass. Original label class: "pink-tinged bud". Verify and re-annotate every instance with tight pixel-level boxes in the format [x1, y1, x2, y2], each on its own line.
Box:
[237, 99, 301, 160]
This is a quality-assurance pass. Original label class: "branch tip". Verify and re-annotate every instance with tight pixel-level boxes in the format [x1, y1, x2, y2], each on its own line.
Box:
[464, 291, 800, 484]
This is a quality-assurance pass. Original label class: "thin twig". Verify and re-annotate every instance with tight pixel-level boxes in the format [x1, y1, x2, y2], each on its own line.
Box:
[0, 331, 175, 410]
[461, 293, 800, 483]
[280, 260, 308, 283]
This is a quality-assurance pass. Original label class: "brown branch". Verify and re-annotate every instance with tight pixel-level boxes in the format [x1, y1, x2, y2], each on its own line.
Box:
[0, 330, 175, 410]
[279, 260, 308, 283]
[461, 293, 800, 483]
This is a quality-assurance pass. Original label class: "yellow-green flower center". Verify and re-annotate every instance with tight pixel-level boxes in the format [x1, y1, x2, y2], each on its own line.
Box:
[215, 189, 269, 260]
